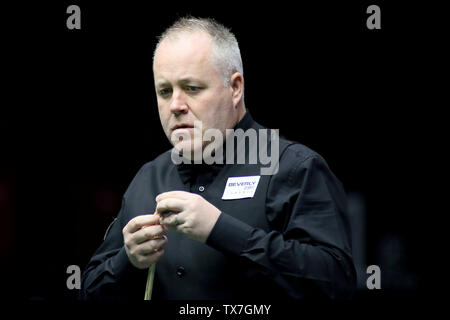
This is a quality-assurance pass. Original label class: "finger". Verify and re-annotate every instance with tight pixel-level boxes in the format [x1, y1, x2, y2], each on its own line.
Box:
[155, 190, 191, 203]
[160, 212, 185, 228]
[137, 236, 168, 255]
[156, 198, 186, 216]
[132, 224, 168, 244]
[124, 214, 160, 234]
[134, 249, 165, 268]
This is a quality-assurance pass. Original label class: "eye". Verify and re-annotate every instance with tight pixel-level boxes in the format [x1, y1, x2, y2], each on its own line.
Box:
[158, 88, 172, 97]
[185, 86, 202, 93]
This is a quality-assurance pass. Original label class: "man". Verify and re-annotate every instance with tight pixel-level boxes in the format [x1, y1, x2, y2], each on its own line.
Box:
[80, 17, 356, 300]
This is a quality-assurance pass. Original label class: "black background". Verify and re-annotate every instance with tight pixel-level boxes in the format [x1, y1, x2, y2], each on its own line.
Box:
[0, 0, 445, 308]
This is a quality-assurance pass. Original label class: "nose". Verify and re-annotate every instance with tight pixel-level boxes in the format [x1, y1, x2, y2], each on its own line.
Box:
[169, 89, 188, 116]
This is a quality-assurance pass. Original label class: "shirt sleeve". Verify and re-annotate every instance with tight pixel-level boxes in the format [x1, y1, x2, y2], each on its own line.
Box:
[206, 145, 357, 299]
[79, 197, 148, 300]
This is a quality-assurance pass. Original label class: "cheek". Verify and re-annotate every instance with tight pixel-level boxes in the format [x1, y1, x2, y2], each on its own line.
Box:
[200, 92, 231, 122]
[157, 105, 170, 132]
[212, 96, 234, 127]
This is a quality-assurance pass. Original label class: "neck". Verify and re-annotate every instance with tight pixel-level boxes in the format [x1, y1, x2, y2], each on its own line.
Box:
[235, 103, 246, 126]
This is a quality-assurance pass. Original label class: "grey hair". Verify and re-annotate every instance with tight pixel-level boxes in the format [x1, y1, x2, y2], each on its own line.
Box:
[153, 16, 243, 86]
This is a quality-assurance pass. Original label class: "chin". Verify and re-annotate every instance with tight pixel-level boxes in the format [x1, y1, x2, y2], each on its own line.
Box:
[172, 140, 203, 161]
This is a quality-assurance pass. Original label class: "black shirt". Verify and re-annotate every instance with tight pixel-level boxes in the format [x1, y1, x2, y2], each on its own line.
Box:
[80, 112, 356, 300]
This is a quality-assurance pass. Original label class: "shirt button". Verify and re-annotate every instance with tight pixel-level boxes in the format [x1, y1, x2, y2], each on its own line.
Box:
[176, 266, 185, 278]
[198, 186, 205, 192]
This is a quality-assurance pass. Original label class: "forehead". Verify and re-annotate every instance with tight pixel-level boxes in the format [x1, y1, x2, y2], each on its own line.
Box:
[153, 31, 216, 81]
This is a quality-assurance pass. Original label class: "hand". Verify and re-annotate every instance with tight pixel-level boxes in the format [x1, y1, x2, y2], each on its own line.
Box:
[156, 191, 221, 243]
[122, 214, 168, 269]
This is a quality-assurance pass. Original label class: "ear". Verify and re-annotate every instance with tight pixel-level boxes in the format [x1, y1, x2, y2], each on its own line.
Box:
[229, 72, 244, 108]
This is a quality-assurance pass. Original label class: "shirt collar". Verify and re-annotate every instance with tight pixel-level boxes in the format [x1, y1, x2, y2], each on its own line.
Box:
[234, 109, 255, 131]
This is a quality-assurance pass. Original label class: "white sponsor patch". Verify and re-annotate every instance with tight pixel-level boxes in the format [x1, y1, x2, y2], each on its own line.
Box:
[222, 176, 261, 200]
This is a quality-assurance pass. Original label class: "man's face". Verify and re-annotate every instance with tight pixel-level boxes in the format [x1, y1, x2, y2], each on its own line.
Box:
[153, 31, 237, 157]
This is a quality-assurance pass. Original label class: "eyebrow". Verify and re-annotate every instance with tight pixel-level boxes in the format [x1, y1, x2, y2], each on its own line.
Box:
[178, 77, 198, 84]
[155, 79, 170, 88]
[155, 77, 203, 88]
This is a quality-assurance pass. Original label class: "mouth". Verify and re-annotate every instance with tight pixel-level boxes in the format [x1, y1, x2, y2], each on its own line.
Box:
[171, 123, 194, 131]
